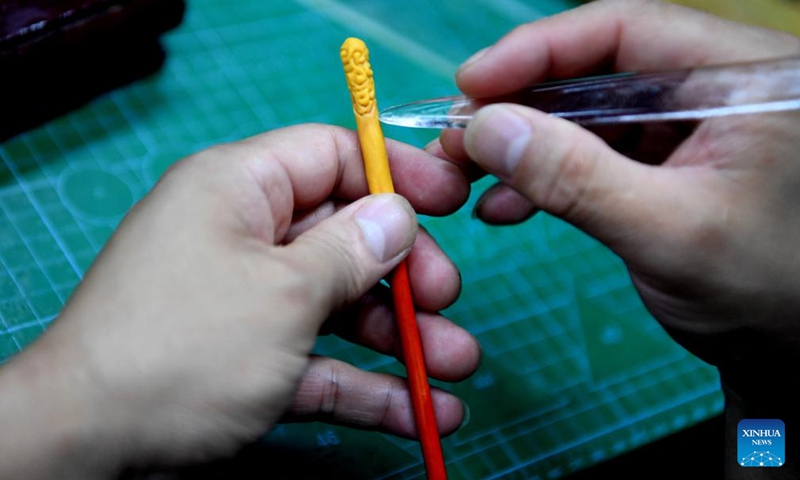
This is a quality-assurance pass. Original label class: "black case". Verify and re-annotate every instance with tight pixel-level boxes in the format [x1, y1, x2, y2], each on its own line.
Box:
[0, 0, 186, 141]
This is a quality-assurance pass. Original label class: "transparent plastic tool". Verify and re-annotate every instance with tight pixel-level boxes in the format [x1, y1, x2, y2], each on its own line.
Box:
[378, 56, 800, 129]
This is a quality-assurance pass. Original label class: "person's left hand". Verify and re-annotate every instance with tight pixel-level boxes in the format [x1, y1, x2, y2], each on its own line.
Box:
[0, 124, 479, 479]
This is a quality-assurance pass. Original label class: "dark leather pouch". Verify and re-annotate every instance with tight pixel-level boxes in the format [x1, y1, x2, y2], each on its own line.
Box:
[1, 0, 186, 141]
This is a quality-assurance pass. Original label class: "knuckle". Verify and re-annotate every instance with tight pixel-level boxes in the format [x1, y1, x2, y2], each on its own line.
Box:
[295, 230, 371, 308]
[537, 136, 600, 221]
[379, 381, 397, 428]
[316, 360, 343, 416]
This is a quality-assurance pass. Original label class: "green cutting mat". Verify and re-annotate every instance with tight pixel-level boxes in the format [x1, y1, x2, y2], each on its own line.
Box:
[0, 0, 724, 478]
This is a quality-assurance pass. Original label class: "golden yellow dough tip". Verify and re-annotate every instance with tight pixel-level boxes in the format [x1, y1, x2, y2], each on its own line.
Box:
[340, 37, 376, 116]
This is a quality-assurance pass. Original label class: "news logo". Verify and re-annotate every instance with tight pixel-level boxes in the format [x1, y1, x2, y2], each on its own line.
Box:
[738, 419, 785, 467]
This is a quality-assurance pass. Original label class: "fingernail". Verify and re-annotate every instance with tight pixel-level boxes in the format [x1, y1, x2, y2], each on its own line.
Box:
[354, 195, 415, 262]
[458, 47, 490, 75]
[459, 400, 471, 430]
[466, 105, 531, 179]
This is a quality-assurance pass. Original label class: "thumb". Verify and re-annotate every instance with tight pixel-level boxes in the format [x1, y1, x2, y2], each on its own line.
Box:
[282, 193, 418, 312]
[463, 104, 682, 255]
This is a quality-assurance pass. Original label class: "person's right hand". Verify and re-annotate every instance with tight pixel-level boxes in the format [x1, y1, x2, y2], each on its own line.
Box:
[433, 1, 800, 475]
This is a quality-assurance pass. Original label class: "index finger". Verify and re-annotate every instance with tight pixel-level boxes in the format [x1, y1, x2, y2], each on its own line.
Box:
[456, 0, 800, 98]
[174, 124, 470, 243]
[238, 124, 469, 213]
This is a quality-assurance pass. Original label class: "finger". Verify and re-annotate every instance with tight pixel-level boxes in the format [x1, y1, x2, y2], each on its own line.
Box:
[437, 130, 473, 167]
[463, 103, 699, 260]
[283, 356, 466, 439]
[281, 194, 417, 316]
[456, 0, 800, 97]
[326, 291, 481, 382]
[473, 182, 539, 225]
[585, 122, 696, 165]
[179, 124, 469, 244]
[425, 136, 485, 181]
[285, 206, 461, 312]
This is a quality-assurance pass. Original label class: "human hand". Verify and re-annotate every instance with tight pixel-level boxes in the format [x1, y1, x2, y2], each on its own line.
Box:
[434, 0, 800, 471]
[0, 124, 479, 479]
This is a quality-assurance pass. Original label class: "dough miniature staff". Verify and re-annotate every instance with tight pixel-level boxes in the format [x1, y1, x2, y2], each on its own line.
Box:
[340, 37, 448, 480]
